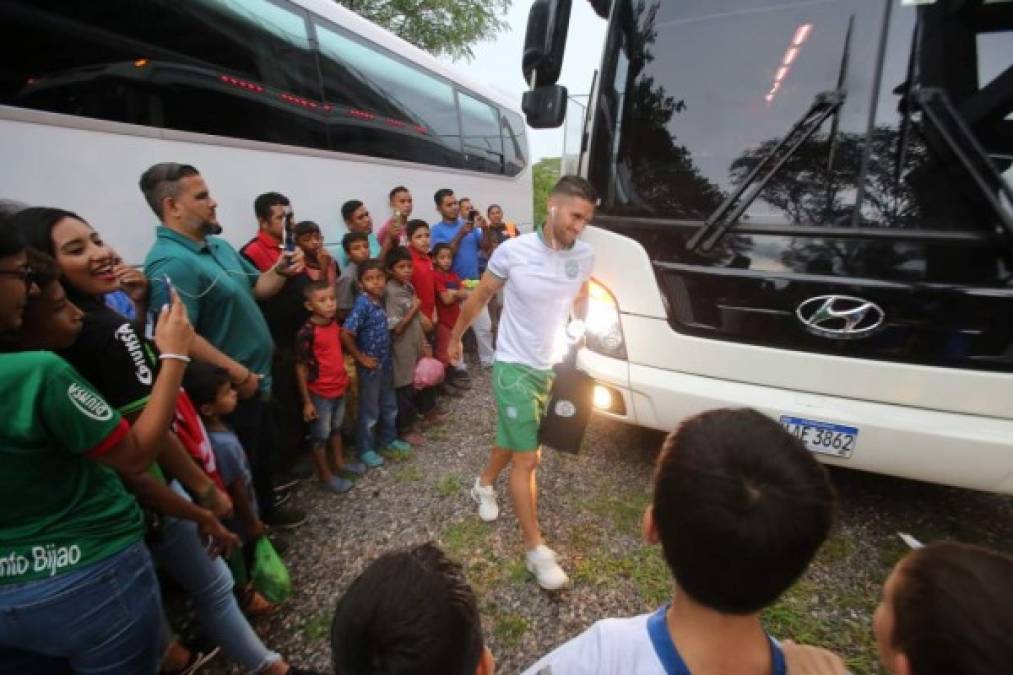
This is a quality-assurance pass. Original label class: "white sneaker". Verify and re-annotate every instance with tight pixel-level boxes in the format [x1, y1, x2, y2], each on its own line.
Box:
[526, 545, 570, 590]
[470, 478, 499, 522]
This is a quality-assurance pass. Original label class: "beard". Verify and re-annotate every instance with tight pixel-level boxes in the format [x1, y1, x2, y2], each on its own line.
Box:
[200, 220, 223, 236]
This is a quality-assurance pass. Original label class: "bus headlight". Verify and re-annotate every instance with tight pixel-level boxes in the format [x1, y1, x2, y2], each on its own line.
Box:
[584, 279, 627, 360]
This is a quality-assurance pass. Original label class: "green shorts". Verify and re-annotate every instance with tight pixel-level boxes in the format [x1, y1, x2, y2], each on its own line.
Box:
[492, 361, 555, 452]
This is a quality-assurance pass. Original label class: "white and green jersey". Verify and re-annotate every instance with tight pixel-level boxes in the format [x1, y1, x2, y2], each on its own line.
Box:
[487, 229, 594, 371]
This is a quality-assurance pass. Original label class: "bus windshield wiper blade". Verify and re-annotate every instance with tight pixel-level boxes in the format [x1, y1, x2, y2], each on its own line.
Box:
[913, 87, 1013, 239]
[687, 89, 845, 253]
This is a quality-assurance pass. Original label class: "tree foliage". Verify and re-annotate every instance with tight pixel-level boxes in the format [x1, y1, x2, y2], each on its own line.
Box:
[336, 0, 512, 60]
[532, 157, 561, 227]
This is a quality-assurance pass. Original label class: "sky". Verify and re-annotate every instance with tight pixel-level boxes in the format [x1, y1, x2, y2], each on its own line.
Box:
[439, 1, 608, 162]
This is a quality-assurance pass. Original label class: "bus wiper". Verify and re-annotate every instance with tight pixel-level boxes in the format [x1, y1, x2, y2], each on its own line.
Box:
[826, 15, 854, 175]
[913, 87, 1013, 238]
[687, 89, 845, 253]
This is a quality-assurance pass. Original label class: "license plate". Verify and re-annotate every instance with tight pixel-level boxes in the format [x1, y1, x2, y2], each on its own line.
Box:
[779, 416, 858, 459]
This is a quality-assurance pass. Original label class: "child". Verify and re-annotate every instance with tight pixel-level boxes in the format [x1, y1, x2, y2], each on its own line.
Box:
[295, 280, 366, 493]
[432, 242, 471, 391]
[340, 259, 411, 467]
[384, 246, 438, 445]
[337, 231, 371, 322]
[331, 543, 495, 675]
[523, 408, 836, 675]
[406, 219, 438, 336]
[293, 220, 337, 284]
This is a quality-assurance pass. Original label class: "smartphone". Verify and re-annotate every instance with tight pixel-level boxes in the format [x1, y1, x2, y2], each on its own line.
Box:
[468, 209, 479, 223]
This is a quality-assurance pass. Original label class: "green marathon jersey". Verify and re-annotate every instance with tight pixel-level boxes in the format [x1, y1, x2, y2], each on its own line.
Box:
[0, 352, 144, 585]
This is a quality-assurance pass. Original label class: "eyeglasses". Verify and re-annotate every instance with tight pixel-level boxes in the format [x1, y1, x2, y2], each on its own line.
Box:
[0, 266, 36, 289]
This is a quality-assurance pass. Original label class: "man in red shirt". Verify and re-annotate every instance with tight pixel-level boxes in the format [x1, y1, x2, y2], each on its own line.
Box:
[241, 192, 292, 272]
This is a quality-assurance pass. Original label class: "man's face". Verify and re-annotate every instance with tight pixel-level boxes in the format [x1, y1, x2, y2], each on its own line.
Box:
[21, 280, 84, 350]
[261, 204, 291, 241]
[360, 267, 386, 297]
[0, 251, 38, 333]
[437, 194, 459, 222]
[296, 230, 323, 258]
[170, 175, 219, 236]
[391, 190, 413, 218]
[459, 199, 473, 220]
[346, 205, 373, 234]
[347, 239, 370, 264]
[547, 195, 595, 248]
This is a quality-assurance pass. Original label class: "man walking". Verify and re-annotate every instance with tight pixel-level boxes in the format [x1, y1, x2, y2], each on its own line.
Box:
[448, 176, 597, 589]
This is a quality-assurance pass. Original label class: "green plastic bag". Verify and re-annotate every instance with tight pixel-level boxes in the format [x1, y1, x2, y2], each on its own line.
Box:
[251, 537, 290, 604]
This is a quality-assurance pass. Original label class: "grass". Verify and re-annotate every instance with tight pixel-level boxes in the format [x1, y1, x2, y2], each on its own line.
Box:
[492, 611, 530, 648]
[302, 611, 332, 641]
[435, 472, 465, 497]
[392, 464, 423, 483]
[440, 518, 489, 557]
[579, 486, 651, 536]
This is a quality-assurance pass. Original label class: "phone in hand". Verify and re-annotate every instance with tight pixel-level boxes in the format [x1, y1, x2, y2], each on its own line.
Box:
[468, 209, 479, 222]
[163, 275, 175, 304]
[281, 227, 295, 267]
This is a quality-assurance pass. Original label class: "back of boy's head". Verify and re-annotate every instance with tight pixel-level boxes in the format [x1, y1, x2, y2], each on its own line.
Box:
[303, 279, 332, 301]
[432, 242, 452, 259]
[342, 231, 369, 254]
[652, 408, 835, 614]
[384, 245, 412, 270]
[331, 543, 484, 675]
[891, 541, 1013, 675]
[293, 220, 320, 238]
[356, 258, 385, 281]
[183, 360, 230, 410]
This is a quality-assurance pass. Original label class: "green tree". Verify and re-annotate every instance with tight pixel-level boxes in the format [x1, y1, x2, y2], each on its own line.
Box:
[532, 157, 561, 226]
[336, 0, 511, 60]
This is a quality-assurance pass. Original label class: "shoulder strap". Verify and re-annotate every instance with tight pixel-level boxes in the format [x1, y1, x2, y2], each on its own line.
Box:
[646, 606, 691, 675]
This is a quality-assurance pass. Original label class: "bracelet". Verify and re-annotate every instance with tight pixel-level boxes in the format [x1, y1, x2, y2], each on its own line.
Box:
[159, 353, 192, 363]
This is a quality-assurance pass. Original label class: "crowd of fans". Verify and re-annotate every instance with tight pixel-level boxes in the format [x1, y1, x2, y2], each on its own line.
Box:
[0, 163, 1010, 675]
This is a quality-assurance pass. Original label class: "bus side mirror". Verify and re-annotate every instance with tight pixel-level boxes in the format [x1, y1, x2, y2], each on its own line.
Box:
[523, 85, 568, 128]
[522, 0, 572, 88]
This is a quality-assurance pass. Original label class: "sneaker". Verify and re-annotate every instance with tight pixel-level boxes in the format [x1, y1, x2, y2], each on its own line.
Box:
[263, 507, 307, 530]
[359, 450, 385, 468]
[470, 478, 499, 522]
[339, 461, 367, 476]
[526, 545, 570, 590]
[322, 476, 354, 494]
[385, 439, 412, 453]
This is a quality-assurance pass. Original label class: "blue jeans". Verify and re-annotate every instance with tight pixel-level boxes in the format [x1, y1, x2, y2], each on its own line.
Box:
[148, 482, 281, 673]
[0, 542, 162, 674]
[356, 361, 397, 455]
[308, 393, 346, 444]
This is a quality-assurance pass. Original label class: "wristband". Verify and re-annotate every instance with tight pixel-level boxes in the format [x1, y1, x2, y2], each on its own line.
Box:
[158, 353, 192, 363]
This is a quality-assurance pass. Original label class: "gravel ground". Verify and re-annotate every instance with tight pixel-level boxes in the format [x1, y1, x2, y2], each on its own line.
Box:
[198, 367, 1013, 674]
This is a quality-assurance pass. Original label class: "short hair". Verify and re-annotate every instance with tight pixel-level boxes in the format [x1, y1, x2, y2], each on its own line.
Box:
[891, 542, 1013, 675]
[458, 196, 471, 206]
[139, 163, 200, 219]
[293, 220, 321, 238]
[432, 243, 452, 258]
[356, 258, 386, 281]
[0, 213, 27, 258]
[389, 185, 410, 201]
[26, 249, 60, 288]
[342, 231, 370, 254]
[486, 204, 501, 215]
[433, 188, 454, 207]
[303, 279, 333, 300]
[331, 543, 484, 675]
[341, 199, 364, 223]
[13, 207, 87, 258]
[652, 408, 835, 614]
[254, 192, 290, 222]
[406, 219, 429, 239]
[384, 245, 412, 270]
[551, 175, 599, 205]
[183, 360, 231, 409]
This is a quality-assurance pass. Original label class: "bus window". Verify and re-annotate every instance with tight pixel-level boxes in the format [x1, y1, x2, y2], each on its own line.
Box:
[502, 109, 529, 177]
[459, 91, 504, 174]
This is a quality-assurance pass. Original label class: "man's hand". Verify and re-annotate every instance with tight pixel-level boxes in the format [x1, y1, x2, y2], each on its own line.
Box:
[303, 401, 318, 422]
[475, 214, 489, 230]
[234, 371, 261, 400]
[274, 248, 306, 277]
[358, 354, 379, 370]
[447, 336, 464, 365]
[198, 513, 240, 559]
[781, 641, 848, 675]
[461, 219, 475, 234]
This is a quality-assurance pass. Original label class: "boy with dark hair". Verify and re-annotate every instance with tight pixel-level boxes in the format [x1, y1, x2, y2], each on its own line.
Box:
[377, 185, 413, 247]
[523, 408, 836, 674]
[432, 242, 470, 390]
[340, 260, 411, 467]
[331, 542, 495, 675]
[293, 221, 337, 285]
[336, 231, 371, 320]
[295, 281, 366, 493]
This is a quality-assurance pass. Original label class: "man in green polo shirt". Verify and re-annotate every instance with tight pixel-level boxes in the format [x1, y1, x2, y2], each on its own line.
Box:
[141, 162, 306, 528]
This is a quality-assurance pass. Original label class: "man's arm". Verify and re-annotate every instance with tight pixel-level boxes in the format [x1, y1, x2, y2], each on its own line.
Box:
[448, 272, 504, 363]
[447, 222, 474, 258]
[252, 249, 305, 300]
[572, 281, 590, 321]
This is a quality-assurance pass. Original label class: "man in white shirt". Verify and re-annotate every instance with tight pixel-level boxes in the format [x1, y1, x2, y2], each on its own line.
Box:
[448, 176, 596, 590]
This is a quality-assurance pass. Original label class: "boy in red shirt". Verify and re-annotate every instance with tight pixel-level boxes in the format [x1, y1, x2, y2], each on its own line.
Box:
[406, 220, 437, 333]
[432, 243, 471, 391]
[295, 281, 366, 494]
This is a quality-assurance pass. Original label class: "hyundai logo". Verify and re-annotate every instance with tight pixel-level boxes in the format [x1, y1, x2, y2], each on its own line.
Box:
[796, 295, 885, 339]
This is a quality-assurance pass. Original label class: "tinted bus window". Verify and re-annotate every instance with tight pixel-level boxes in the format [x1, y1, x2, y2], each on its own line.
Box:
[460, 91, 504, 173]
[502, 109, 528, 177]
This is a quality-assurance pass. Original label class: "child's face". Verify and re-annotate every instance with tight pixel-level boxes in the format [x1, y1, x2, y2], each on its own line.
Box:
[360, 267, 386, 298]
[409, 226, 430, 254]
[390, 190, 413, 218]
[435, 249, 453, 272]
[296, 230, 323, 258]
[391, 259, 413, 284]
[347, 240, 370, 264]
[21, 280, 84, 350]
[305, 286, 337, 319]
[210, 380, 239, 417]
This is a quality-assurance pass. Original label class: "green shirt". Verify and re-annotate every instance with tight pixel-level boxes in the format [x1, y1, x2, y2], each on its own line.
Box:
[145, 226, 274, 391]
[0, 352, 144, 585]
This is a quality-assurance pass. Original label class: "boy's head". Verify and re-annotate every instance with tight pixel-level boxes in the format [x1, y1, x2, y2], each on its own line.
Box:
[293, 220, 323, 257]
[331, 543, 493, 675]
[357, 259, 386, 298]
[647, 408, 835, 614]
[341, 231, 371, 264]
[303, 279, 337, 320]
[17, 249, 83, 351]
[434, 188, 458, 222]
[406, 220, 430, 254]
[389, 186, 412, 218]
[433, 243, 453, 272]
[874, 541, 1013, 675]
[384, 246, 414, 284]
[183, 360, 238, 418]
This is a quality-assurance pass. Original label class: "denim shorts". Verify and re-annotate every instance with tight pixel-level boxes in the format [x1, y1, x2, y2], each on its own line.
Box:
[309, 393, 346, 443]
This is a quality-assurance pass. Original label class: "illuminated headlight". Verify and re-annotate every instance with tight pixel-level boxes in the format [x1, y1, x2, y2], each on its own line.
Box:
[584, 279, 627, 359]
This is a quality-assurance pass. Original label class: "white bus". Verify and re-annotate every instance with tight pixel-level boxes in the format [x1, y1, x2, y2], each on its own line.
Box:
[0, 0, 532, 263]
[525, 0, 1013, 493]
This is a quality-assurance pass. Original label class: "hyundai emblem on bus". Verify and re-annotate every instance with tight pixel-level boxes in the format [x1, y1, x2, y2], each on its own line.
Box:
[795, 295, 885, 339]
